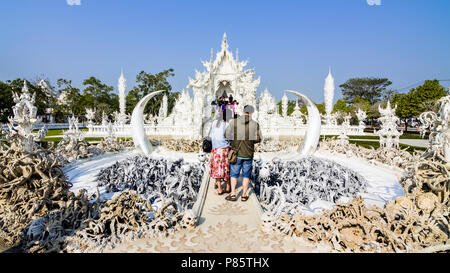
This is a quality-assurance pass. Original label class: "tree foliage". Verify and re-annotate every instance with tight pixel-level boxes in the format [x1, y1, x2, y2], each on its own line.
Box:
[392, 79, 447, 118]
[81, 77, 118, 121]
[126, 69, 177, 116]
[277, 100, 297, 116]
[339, 77, 392, 104]
[332, 99, 351, 114]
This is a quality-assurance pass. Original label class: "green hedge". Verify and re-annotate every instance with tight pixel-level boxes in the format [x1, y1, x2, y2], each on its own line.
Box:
[324, 134, 428, 140]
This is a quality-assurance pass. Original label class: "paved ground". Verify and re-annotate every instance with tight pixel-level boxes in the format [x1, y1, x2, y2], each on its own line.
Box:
[105, 177, 320, 253]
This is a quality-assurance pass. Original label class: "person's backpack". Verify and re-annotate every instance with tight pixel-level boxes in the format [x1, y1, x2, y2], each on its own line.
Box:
[227, 119, 242, 164]
[202, 137, 212, 153]
[202, 122, 213, 153]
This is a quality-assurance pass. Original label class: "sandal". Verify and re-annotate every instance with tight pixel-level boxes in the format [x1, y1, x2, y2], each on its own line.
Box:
[225, 194, 237, 202]
[241, 196, 249, 202]
[217, 190, 225, 196]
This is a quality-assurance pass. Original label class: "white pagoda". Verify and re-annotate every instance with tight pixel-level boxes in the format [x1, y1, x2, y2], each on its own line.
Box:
[116, 69, 128, 125]
[323, 67, 335, 125]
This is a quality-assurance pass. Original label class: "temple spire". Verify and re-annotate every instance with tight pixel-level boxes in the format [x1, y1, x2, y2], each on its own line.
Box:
[221, 32, 228, 51]
[118, 69, 127, 119]
[324, 67, 335, 117]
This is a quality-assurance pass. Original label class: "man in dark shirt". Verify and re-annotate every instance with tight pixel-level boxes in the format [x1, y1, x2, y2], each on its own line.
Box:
[224, 105, 262, 202]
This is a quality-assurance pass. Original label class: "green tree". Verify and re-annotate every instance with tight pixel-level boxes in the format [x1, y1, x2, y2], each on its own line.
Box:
[393, 79, 447, 119]
[277, 100, 297, 116]
[55, 79, 83, 116]
[339, 77, 392, 104]
[81, 77, 118, 120]
[0, 81, 14, 122]
[126, 68, 177, 115]
[332, 99, 350, 113]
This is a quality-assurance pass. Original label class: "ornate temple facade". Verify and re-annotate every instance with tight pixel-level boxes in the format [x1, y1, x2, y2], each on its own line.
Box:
[86, 34, 366, 140]
[187, 33, 260, 120]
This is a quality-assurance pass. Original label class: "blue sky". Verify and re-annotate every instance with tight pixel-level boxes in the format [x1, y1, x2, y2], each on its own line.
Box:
[1, 0, 449, 103]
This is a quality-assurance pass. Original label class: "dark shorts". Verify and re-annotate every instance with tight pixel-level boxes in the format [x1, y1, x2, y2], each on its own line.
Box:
[230, 158, 253, 179]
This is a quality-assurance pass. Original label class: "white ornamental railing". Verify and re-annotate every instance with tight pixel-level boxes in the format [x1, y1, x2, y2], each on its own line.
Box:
[85, 123, 365, 139]
[85, 124, 200, 139]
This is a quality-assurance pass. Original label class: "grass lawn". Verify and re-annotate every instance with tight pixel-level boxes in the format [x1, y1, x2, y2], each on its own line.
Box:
[324, 134, 428, 140]
[348, 140, 426, 153]
[33, 128, 88, 137]
[41, 137, 104, 143]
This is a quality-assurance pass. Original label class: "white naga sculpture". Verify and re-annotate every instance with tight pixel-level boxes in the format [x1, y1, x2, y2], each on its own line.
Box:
[376, 101, 402, 149]
[8, 81, 47, 153]
[130, 90, 164, 154]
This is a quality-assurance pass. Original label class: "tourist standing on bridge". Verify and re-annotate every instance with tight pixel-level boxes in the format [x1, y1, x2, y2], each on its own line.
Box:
[209, 109, 233, 195]
[225, 105, 262, 202]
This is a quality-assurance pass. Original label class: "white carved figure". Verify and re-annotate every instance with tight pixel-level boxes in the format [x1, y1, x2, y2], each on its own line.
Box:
[63, 114, 85, 141]
[282, 93, 288, 118]
[258, 89, 277, 127]
[376, 101, 402, 149]
[420, 95, 450, 161]
[356, 108, 367, 134]
[101, 111, 108, 126]
[158, 94, 168, 118]
[337, 113, 351, 146]
[8, 81, 47, 153]
[85, 108, 96, 125]
[290, 100, 306, 125]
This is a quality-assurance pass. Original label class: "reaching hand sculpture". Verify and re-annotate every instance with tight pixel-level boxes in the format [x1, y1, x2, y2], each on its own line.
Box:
[285, 90, 321, 156]
[130, 90, 164, 154]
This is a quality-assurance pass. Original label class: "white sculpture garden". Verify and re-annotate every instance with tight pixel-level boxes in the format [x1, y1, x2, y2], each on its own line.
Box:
[0, 35, 449, 254]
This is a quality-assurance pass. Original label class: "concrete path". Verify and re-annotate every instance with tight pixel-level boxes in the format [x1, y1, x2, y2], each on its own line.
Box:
[106, 176, 320, 253]
[197, 177, 262, 229]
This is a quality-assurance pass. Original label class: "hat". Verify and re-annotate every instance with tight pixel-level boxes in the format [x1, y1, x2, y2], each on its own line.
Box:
[243, 105, 255, 114]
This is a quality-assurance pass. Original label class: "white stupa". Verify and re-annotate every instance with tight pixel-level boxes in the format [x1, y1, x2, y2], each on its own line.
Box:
[324, 67, 335, 124]
[117, 68, 128, 125]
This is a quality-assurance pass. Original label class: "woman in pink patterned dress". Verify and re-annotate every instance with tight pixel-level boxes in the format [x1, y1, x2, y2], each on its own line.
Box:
[209, 109, 233, 195]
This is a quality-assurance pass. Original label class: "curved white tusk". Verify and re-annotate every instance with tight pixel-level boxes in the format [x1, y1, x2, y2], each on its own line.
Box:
[130, 90, 165, 154]
[285, 90, 321, 156]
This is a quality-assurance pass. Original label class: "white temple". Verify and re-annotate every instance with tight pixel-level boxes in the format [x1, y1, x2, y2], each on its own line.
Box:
[86, 34, 366, 139]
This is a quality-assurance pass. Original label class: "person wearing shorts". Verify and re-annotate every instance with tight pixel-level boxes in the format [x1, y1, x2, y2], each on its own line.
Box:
[224, 105, 262, 202]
